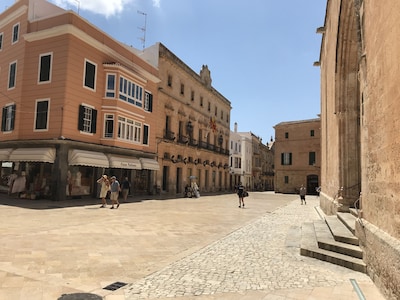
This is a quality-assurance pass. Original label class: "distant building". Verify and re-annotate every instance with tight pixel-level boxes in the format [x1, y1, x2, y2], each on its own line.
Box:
[274, 119, 321, 194]
[230, 123, 273, 191]
[260, 139, 274, 191]
[141, 43, 232, 196]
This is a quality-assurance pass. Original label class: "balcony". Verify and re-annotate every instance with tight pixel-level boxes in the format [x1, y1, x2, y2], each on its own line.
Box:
[164, 130, 175, 141]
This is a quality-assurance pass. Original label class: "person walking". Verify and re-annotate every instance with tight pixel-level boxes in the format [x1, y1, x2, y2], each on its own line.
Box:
[97, 174, 109, 208]
[237, 182, 245, 208]
[299, 184, 307, 205]
[109, 176, 120, 209]
[121, 176, 131, 202]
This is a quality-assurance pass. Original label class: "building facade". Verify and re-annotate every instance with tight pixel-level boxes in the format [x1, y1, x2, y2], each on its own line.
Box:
[318, 0, 400, 297]
[0, 0, 160, 200]
[260, 140, 274, 191]
[230, 123, 273, 191]
[274, 119, 321, 195]
[140, 43, 231, 196]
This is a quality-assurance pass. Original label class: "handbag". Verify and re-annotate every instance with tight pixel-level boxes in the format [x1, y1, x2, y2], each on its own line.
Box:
[243, 191, 249, 197]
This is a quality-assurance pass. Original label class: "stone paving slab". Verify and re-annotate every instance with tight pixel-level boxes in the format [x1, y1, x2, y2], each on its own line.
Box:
[0, 192, 386, 300]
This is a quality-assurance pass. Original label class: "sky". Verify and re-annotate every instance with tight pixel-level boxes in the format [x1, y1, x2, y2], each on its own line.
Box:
[2, 0, 326, 144]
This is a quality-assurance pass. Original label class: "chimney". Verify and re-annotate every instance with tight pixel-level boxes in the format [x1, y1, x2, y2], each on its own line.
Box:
[234, 122, 238, 133]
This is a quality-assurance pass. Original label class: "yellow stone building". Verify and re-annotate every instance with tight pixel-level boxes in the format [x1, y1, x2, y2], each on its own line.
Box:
[274, 119, 321, 195]
[141, 43, 232, 196]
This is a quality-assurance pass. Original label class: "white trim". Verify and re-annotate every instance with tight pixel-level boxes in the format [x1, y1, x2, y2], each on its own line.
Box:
[24, 24, 160, 84]
[7, 60, 17, 90]
[37, 52, 53, 84]
[11, 22, 20, 45]
[0, 6, 27, 29]
[83, 58, 97, 92]
[33, 98, 50, 132]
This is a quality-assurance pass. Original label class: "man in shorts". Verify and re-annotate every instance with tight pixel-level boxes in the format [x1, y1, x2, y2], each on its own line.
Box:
[109, 176, 120, 209]
[299, 184, 307, 205]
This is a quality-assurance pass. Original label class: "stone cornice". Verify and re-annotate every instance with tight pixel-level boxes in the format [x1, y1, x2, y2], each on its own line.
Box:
[0, 5, 27, 28]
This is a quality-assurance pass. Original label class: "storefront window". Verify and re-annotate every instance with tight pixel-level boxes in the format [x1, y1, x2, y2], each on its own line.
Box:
[67, 166, 93, 196]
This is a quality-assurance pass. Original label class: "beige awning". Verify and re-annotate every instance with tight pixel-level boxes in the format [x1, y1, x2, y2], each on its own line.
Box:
[0, 148, 13, 161]
[108, 155, 142, 170]
[9, 148, 56, 163]
[140, 158, 160, 171]
[68, 149, 109, 168]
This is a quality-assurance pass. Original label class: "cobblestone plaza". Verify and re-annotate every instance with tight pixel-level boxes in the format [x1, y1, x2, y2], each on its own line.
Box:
[0, 192, 385, 299]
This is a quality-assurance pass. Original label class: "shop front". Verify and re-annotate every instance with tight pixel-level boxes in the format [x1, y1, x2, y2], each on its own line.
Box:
[0, 144, 160, 201]
[0, 147, 56, 199]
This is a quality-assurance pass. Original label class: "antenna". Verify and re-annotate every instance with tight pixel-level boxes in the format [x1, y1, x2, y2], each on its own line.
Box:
[137, 10, 147, 51]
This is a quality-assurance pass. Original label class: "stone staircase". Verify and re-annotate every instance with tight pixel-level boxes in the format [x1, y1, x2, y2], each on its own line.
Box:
[300, 208, 366, 273]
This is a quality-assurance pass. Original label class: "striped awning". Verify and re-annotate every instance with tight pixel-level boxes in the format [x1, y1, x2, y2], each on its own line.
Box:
[9, 148, 56, 163]
[139, 158, 160, 171]
[68, 149, 109, 168]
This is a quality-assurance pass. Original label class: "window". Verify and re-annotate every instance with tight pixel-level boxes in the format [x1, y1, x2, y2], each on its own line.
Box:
[104, 114, 114, 138]
[8, 61, 17, 89]
[12, 23, 19, 44]
[310, 129, 315, 137]
[285, 132, 289, 139]
[1, 104, 16, 132]
[143, 124, 149, 145]
[167, 74, 172, 87]
[281, 152, 292, 165]
[0, 32, 3, 50]
[78, 104, 97, 133]
[144, 91, 153, 112]
[200, 96, 203, 107]
[84, 59, 96, 90]
[309, 152, 316, 165]
[180, 83, 184, 95]
[214, 106, 217, 116]
[284, 176, 289, 184]
[119, 76, 143, 107]
[118, 116, 141, 143]
[191, 90, 194, 101]
[105, 74, 116, 97]
[208, 101, 211, 112]
[35, 100, 49, 130]
[38, 53, 52, 83]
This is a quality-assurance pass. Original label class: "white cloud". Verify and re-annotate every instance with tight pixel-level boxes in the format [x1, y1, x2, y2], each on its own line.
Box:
[52, 0, 135, 18]
[152, 0, 160, 8]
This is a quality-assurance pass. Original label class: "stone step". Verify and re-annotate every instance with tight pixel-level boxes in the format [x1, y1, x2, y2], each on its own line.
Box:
[325, 215, 359, 246]
[300, 222, 366, 273]
[337, 212, 357, 235]
[314, 220, 363, 259]
[349, 207, 359, 218]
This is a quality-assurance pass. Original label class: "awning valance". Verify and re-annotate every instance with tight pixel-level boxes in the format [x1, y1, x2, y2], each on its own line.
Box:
[140, 158, 160, 171]
[0, 148, 13, 161]
[9, 148, 56, 163]
[108, 155, 142, 170]
[68, 150, 109, 168]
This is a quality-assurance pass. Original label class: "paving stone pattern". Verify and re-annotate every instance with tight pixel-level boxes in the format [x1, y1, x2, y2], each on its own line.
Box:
[125, 198, 370, 299]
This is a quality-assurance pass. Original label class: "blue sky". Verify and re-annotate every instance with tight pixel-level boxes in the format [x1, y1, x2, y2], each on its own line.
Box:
[2, 0, 326, 143]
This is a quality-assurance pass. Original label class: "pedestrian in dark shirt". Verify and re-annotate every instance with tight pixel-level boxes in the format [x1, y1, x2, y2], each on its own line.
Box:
[121, 176, 131, 202]
[237, 182, 245, 208]
[299, 184, 307, 205]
